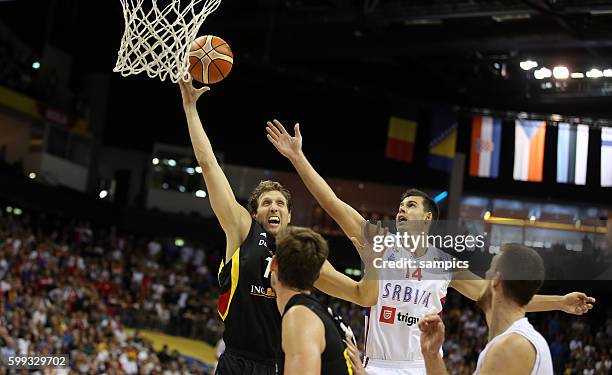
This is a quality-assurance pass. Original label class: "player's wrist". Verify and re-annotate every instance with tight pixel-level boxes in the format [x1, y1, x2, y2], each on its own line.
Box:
[422, 350, 442, 361]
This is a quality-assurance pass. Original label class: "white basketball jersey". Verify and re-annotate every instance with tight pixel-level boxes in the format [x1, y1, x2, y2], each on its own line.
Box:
[476, 317, 553, 375]
[364, 246, 453, 362]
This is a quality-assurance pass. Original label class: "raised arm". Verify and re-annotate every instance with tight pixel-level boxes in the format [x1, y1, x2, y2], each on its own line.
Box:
[450, 270, 595, 315]
[314, 237, 380, 307]
[314, 260, 378, 307]
[282, 306, 325, 375]
[179, 78, 251, 261]
[266, 120, 365, 243]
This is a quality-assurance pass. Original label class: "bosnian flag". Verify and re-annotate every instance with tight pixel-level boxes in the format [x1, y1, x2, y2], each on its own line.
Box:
[557, 123, 589, 185]
[470, 115, 502, 178]
[602, 127, 612, 187]
[513, 120, 546, 182]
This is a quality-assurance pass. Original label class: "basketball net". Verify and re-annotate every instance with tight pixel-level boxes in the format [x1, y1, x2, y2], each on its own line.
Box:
[113, 0, 221, 83]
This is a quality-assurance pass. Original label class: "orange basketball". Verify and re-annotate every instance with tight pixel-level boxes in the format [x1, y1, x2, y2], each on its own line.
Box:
[188, 35, 233, 84]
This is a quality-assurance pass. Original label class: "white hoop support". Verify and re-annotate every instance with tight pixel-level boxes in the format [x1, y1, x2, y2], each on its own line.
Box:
[113, 0, 222, 83]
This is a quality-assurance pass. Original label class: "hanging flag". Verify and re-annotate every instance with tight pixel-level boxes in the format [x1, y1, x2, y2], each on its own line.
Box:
[513, 119, 546, 182]
[557, 123, 589, 185]
[428, 107, 457, 172]
[602, 127, 612, 187]
[470, 115, 502, 178]
[385, 117, 417, 163]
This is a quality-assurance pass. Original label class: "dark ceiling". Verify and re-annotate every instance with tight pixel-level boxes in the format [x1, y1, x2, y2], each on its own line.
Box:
[2, 0, 612, 190]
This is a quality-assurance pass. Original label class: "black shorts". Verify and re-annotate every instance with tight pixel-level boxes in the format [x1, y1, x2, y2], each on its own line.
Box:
[215, 350, 277, 375]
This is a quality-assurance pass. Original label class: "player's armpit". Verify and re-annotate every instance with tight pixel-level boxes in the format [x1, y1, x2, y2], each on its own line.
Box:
[449, 270, 487, 301]
[314, 260, 378, 307]
[282, 306, 324, 375]
[478, 334, 536, 375]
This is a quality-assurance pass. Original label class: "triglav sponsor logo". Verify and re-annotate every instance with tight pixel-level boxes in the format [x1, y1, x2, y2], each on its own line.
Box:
[379, 306, 396, 324]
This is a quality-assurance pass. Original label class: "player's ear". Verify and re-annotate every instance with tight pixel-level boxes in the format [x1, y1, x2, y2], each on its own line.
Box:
[287, 211, 291, 224]
[425, 211, 432, 221]
[270, 255, 278, 272]
[492, 272, 502, 288]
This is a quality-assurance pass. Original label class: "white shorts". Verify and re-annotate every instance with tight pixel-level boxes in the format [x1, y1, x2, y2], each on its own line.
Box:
[364, 359, 427, 375]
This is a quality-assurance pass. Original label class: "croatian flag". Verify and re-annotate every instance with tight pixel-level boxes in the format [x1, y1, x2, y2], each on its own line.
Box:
[557, 123, 589, 185]
[602, 127, 612, 187]
[470, 115, 502, 178]
[513, 120, 547, 182]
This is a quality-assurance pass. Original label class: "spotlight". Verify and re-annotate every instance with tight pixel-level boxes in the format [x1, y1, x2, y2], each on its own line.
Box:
[570, 72, 584, 79]
[552, 66, 569, 79]
[195, 190, 207, 198]
[520, 60, 538, 71]
[99, 190, 109, 199]
[175, 238, 185, 247]
[32, 61, 41, 69]
[534, 67, 552, 79]
[28, 172, 37, 179]
[195, 166, 202, 174]
[604, 69, 612, 77]
[186, 167, 195, 175]
[6, 206, 13, 213]
[13, 208, 22, 216]
[586, 69, 603, 78]
[178, 185, 186, 193]
[167, 159, 177, 167]
[152, 158, 159, 165]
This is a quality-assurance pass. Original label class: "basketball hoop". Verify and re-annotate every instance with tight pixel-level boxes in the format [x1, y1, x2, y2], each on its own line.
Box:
[113, 0, 222, 83]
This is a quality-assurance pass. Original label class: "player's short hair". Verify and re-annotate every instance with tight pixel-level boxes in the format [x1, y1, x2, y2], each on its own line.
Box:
[275, 226, 329, 290]
[400, 188, 439, 220]
[496, 244, 545, 306]
[247, 180, 292, 215]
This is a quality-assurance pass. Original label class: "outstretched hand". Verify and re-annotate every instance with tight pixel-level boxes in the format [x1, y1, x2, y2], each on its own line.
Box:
[560, 292, 595, 315]
[178, 75, 210, 108]
[266, 120, 303, 160]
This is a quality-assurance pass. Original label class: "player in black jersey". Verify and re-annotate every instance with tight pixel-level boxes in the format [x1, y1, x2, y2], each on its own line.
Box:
[270, 226, 366, 375]
[180, 78, 379, 374]
[180, 79, 290, 375]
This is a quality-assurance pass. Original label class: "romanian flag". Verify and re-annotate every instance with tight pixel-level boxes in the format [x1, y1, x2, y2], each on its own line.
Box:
[385, 117, 417, 163]
[602, 127, 612, 187]
[557, 123, 589, 185]
[428, 107, 457, 172]
[513, 120, 546, 182]
[470, 115, 502, 178]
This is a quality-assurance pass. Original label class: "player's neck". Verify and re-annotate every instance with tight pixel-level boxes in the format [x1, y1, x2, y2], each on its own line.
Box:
[487, 300, 525, 341]
[275, 286, 308, 315]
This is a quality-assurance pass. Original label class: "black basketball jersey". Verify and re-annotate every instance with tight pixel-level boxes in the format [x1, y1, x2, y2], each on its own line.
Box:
[217, 220, 281, 363]
[278, 294, 354, 375]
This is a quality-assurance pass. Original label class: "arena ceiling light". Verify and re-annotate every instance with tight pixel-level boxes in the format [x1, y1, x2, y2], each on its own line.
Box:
[586, 68, 603, 78]
[32, 61, 41, 69]
[152, 158, 160, 165]
[552, 66, 569, 79]
[520, 60, 538, 71]
[570, 72, 584, 79]
[195, 190, 207, 198]
[28, 172, 36, 179]
[99, 190, 109, 199]
[534, 67, 552, 80]
[195, 166, 202, 174]
[604, 69, 612, 77]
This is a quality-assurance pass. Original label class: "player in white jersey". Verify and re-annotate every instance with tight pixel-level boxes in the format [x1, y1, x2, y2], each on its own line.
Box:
[419, 243, 554, 375]
[266, 120, 594, 374]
